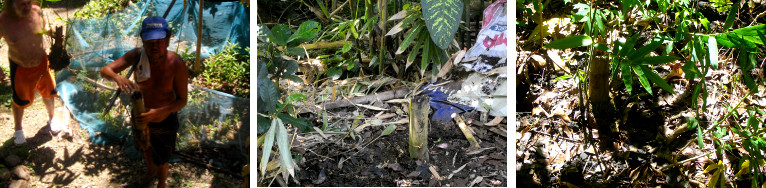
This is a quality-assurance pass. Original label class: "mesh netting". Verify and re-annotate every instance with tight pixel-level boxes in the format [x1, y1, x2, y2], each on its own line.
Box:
[56, 0, 249, 172]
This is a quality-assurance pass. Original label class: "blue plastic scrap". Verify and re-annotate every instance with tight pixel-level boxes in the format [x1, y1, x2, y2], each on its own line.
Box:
[419, 82, 474, 122]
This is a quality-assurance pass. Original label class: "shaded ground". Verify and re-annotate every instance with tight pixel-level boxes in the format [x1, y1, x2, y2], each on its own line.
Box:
[0, 79, 242, 187]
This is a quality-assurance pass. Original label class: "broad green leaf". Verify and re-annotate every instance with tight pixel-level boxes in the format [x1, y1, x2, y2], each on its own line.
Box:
[697, 125, 704, 149]
[716, 24, 766, 48]
[287, 21, 321, 47]
[421, 0, 463, 49]
[283, 59, 299, 75]
[633, 56, 680, 65]
[722, 3, 739, 31]
[642, 66, 675, 94]
[278, 113, 313, 133]
[621, 60, 633, 94]
[396, 23, 425, 54]
[629, 37, 663, 59]
[282, 75, 303, 83]
[260, 119, 278, 174]
[258, 79, 280, 113]
[708, 36, 719, 69]
[327, 67, 342, 80]
[268, 24, 292, 46]
[621, 33, 640, 57]
[632, 65, 653, 94]
[543, 35, 592, 49]
[381, 125, 397, 136]
[276, 118, 295, 180]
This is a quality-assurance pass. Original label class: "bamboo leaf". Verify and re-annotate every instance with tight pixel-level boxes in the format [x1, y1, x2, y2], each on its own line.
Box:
[686, 116, 699, 129]
[632, 64, 653, 94]
[407, 36, 425, 70]
[621, 60, 633, 94]
[396, 23, 425, 54]
[629, 37, 663, 59]
[621, 33, 640, 57]
[259, 119, 278, 175]
[388, 9, 408, 21]
[381, 125, 397, 136]
[697, 125, 704, 149]
[641, 66, 675, 94]
[708, 36, 719, 69]
[421, 33, 432, 76]
[276, 118, 295, 180]
[543, 35, 592, 49]
[593, 43, 610, 53]
[722, 3, 739, 31]
[633, 56, 680, 65]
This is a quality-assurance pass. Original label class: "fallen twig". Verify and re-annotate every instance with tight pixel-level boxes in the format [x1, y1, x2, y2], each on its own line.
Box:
[300, 88, 410, 114]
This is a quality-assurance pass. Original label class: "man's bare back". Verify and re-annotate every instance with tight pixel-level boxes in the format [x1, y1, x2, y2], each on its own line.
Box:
[0, 2, 46, 68]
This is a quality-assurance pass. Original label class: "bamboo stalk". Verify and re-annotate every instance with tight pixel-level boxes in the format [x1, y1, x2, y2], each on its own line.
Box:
[453, 113, 480, 148]
[194, 0, 204, 73]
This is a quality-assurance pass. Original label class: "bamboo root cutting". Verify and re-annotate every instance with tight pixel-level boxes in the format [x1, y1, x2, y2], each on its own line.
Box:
[49, 26, 71, 71]
[131, 91, 152, 151]
[453, 114, 480, 148]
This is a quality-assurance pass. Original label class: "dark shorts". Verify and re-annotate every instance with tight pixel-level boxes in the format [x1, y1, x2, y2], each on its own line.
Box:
[148, 112, 180, 165]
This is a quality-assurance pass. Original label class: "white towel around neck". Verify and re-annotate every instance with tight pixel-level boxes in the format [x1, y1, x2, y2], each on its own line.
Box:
[134, 47, 151, 83]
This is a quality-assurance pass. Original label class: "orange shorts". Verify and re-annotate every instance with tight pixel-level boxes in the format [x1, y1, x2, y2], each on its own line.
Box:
[10, 54, 58, 109]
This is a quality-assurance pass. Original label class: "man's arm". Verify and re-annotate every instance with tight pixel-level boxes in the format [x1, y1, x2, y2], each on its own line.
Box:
[100, 49, 140, 92]
[137, 55, 188, 124]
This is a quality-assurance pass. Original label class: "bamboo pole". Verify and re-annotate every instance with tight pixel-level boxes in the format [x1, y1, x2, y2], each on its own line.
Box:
[194, 0, 204, 73]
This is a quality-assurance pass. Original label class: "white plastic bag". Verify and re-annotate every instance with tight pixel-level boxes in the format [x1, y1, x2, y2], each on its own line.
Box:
[461, 0, 507, 76]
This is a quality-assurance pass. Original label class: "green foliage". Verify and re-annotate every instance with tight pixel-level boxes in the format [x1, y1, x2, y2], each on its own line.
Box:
[73, 0, 138, 19]
[543, 35, 592, 49]
[257, 21, 315, 182]
[421, 0, 462, 49]
[199, 43, 250, 98]
[387, 3, 450, 76]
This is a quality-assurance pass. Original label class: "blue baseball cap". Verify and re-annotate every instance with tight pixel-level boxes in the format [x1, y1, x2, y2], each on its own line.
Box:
[141, 16, 169, 40]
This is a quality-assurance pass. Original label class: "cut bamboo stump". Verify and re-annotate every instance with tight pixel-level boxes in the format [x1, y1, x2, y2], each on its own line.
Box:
[409, 95, 430, 160]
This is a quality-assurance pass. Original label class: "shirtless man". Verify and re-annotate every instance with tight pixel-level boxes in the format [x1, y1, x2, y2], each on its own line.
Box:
[0, 0, 58, 145]
[100, 16, 188, 188]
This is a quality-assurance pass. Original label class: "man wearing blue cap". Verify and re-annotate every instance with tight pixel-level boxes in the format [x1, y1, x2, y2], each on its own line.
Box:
[101, 16, 188, 188]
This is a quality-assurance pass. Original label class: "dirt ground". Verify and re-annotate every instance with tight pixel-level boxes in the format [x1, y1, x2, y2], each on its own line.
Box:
[0, 92, 243, 187]
[0, 1, 244, 187]
[258, 108, 507, 187]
